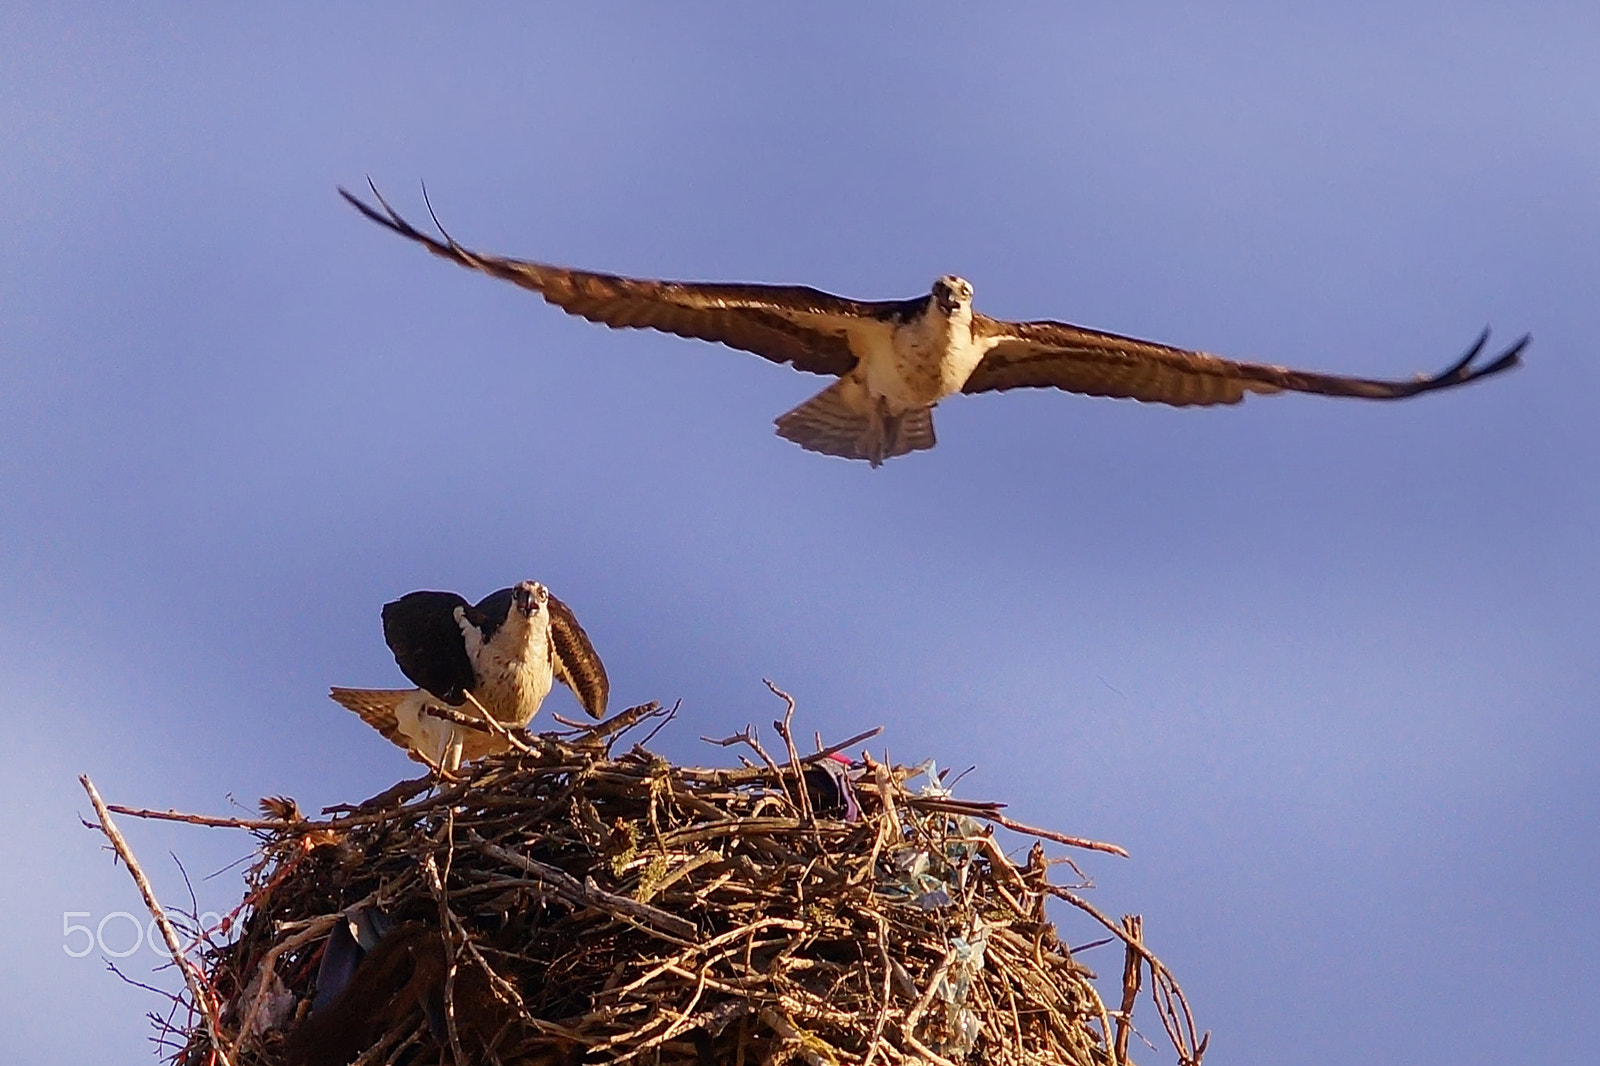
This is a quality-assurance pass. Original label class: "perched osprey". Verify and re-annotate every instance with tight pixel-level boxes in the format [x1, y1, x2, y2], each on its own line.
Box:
[330, 581, 607, 771]
[342, 184, 1527, 467]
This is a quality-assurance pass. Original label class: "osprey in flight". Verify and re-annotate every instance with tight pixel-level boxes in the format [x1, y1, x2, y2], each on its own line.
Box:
[342, 184, 1527, 467]
[330, 580, 608, 771]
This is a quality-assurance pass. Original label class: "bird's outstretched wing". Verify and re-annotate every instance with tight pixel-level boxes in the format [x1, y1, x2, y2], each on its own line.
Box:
[546, 593, 609, 720]
[963, 317, 1527, 405]
[340, 182, 919, 377]
[381, 590, 475, 704]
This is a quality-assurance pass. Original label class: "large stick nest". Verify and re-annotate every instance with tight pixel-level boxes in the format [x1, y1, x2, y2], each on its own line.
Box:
[140, 698, 1204, 1066]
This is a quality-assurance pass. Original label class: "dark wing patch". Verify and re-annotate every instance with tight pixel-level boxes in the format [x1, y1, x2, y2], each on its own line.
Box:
[381, 590, 475, 704]
[964, 317, 1527, 405]
[340, 183, 924, 377]
[546, 594, 609, 720]
[468, 587, 516, 642]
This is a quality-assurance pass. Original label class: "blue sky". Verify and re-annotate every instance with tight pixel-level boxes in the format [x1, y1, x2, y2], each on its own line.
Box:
[3, 6, 1596, 1063]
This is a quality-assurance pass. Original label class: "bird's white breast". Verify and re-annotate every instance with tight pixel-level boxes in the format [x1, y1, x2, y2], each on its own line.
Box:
[465, 611, 556, 727]
[866, 309, 986, 410]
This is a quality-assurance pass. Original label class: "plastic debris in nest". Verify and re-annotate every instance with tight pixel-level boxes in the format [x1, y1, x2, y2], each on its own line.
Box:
[879, 760, 986, 912]
[82, 688, 1209, 1066]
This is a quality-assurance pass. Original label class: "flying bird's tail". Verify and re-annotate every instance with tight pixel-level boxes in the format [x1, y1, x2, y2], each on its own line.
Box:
[774, 382, 936, 467]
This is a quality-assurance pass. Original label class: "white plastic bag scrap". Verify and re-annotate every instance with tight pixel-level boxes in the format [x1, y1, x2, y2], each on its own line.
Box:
[885, 845, 958, 909]
[937, 920, 991, 1005]
[878, 762, 988, 908]
[933, 919, 991, 1057]
[911, 759, 950, 797]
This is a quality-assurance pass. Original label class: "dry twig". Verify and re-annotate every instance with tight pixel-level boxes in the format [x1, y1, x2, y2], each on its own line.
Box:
[80, 775, 237, 1066]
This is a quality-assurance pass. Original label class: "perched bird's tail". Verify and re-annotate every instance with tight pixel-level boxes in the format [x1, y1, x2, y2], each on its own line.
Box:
[774, 382, 936, 467]
[329, 688, 417, 756]
[330, 687, 509, 771]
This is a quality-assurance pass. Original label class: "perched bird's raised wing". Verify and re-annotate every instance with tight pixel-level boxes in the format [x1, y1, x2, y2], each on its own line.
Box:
[964, 317, 1527, 406]
[340, 182, 920, 377]
[467, 587, 516, 641]
[381, 590, 475, 704]
[547, 593, 609, 720]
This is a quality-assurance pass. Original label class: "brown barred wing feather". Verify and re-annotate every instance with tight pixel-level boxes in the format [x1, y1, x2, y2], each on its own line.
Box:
[964, 316, 1527, 406]
[340, 183, 922, 377]
[546, 594, 609, 720]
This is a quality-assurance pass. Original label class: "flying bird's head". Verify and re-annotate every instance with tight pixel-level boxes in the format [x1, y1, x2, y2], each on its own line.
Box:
[931, 275, 973, 317]
[511, 580, 549, 618]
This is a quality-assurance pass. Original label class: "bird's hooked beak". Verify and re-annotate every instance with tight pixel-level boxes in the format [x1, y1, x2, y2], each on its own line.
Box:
[512, 581, 546, 616]
[933, 276, 971, 316]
